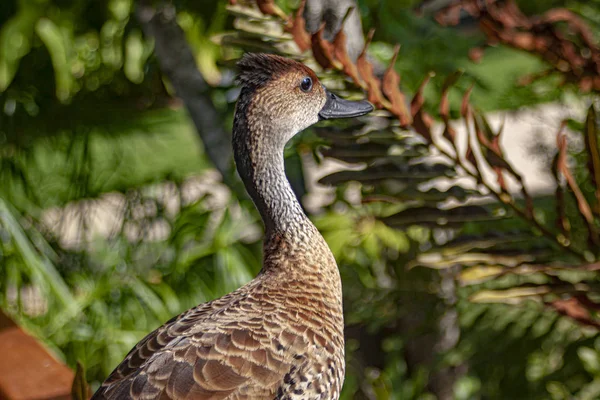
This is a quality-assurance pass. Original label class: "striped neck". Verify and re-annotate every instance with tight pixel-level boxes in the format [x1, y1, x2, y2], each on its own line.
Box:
[233, 88, 313, 239]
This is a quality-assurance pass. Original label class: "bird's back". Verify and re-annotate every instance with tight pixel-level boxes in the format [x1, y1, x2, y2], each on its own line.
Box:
[92, 232, 345, 400]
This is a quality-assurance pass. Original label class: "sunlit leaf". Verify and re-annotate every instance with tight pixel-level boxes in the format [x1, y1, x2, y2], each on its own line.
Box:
[409, 251, 535, 270]
[470, 287, 550, 304]
[459, 265, 505, 284]
[35, 18, 73, 102]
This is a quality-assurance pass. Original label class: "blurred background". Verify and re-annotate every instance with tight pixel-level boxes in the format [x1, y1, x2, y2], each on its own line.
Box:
[1, 0, 600, 398]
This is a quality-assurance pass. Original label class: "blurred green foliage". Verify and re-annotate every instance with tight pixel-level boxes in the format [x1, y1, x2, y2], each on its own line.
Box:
[1, 0, 600, 399]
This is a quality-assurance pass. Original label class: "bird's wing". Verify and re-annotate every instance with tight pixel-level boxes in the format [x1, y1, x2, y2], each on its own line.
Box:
[93, 292, 294, 400]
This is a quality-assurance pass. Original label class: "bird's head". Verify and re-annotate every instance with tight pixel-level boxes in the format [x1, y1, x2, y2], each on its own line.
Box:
[236, 53, 373, 146]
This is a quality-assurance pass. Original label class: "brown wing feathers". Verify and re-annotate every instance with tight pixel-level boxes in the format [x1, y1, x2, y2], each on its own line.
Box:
[94, 287, 293, 399]
[94, 274, 343, 399]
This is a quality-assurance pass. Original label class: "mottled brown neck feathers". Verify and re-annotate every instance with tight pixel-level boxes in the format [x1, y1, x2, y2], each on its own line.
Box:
[233, 87, 313, 240]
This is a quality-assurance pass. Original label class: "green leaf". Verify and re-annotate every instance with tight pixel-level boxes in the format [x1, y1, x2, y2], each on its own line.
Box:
[578, 347, 600, 375]
[320, 163, 456, 186]
[321, 144, 404, 163]
[0, 6, 38, 91]
[0, 199, 76, 310]
[384, 185, 480, 203]
[372, 220, 409, 253]
[128, 277, 171, 321]
[469, 287, 549, 304]
[35, 18, 73, 102]
[124, 30, 151, 84]
[383, 205, 502, 228]
[459, 265, 506, 284]
[70, 362, 90, 400]
[408, 251, 535, 270]
[439, 232, 533, 255]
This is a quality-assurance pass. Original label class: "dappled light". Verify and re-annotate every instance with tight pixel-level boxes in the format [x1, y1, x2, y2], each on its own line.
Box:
[1, 0, 600, 399]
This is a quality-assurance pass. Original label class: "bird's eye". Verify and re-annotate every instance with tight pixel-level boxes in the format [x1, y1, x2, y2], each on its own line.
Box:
[300, 77, 313, 92]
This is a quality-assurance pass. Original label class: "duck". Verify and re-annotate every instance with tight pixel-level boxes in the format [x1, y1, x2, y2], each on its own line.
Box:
[91, 53, 373, 400]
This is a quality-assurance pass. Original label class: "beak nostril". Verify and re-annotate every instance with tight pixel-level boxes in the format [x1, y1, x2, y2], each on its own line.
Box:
[319, 88, 374, 120]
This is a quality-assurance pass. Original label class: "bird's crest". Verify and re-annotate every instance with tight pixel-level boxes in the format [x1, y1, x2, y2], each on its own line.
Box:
[237, 53, 316, 89]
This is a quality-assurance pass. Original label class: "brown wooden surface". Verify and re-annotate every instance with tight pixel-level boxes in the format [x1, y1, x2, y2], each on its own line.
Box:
[0, 310, 74, 400]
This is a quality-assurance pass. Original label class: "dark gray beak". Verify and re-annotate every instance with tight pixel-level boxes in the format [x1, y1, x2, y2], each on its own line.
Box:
[318, 88, 374, 120]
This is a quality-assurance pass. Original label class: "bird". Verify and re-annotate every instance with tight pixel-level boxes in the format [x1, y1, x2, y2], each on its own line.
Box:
[91, 53, 373, 400]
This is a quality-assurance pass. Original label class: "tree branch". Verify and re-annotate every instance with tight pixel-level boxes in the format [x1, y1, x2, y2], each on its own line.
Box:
[136, 1, 234, 182]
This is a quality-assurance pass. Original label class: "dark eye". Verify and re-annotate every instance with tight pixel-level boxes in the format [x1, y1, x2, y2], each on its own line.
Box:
[300, 77, 312, 92]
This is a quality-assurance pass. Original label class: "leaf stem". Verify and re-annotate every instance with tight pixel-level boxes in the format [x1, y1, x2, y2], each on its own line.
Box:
[432, 140, 588, 261]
